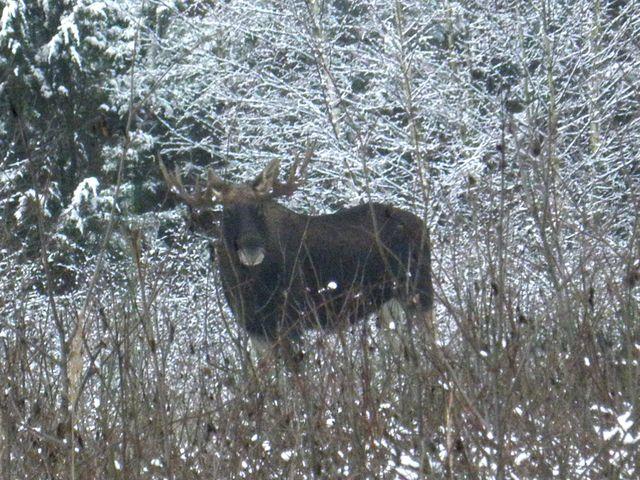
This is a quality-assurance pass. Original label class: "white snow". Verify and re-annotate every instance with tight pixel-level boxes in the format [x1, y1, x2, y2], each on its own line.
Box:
[63, 177, 100, 234]
[280, 450, 293, 461]
[0, 1, 18, 38]
[13, 189, 36, 222]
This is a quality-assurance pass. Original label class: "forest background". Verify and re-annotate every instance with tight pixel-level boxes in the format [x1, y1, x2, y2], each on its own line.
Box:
[0, 0, 639, 478]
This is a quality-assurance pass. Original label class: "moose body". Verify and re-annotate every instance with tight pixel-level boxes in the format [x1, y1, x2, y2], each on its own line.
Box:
[161, 156, 433, 354]
[217, 200, 433, 342]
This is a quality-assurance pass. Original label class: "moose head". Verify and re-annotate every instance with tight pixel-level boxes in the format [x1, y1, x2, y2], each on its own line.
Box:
[160, 151, 310, 264]
[161, 153, 433, 366]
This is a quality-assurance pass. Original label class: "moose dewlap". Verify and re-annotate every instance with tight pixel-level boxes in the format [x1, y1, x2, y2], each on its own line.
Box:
[161, 155, 434, 356]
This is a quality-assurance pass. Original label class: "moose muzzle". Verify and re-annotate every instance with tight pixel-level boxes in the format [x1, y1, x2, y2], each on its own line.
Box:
[237, 246, 265, 266]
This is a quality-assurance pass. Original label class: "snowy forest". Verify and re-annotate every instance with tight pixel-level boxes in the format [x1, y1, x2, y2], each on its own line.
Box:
[1, 0, 639, 478]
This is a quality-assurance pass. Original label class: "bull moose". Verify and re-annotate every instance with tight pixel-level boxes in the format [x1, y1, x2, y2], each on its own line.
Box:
[160, 154, 434, 364]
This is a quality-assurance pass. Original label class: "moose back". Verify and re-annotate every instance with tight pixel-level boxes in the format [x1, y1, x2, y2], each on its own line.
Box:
[161, 157, 434, 351]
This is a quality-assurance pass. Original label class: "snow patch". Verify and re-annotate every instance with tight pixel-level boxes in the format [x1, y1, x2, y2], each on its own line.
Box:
[14, 189, 36, 222]
[515, 451, 530, 465]
[86, 2, 107, 17]
[1, 1, 18, 39]
[280, 450, 293, 461]
[63, 177, 100, 234]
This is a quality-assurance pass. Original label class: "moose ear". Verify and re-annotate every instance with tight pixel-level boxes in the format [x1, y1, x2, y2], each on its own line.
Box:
[252, 158, 281, 196]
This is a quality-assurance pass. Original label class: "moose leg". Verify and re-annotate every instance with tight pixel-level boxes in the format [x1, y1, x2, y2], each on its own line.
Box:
[276, 335, 305, 373]
[249, 335, 279, 371]
[424, 307, 436, 336]
[414, 307, 437, 344]
[383, 288, 436, 364]
[406, 293, 437, 340]
[379, 298, 406, 328]
[377, 297, 431, 364]
[249, 333, 304, 373]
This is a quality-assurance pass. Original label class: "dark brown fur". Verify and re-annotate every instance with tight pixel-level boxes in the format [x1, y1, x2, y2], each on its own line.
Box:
[162, 158, 434, 354]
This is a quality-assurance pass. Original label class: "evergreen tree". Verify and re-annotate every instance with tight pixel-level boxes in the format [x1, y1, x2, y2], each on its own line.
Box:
[1, 0, 130, 290]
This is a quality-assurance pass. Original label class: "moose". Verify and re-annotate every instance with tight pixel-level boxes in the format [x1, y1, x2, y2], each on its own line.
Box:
[160, 154, 434, 364]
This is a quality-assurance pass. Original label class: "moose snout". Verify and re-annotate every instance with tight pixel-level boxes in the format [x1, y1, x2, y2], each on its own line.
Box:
[236, 238, 265, 267]
[238, 246, 265, 266]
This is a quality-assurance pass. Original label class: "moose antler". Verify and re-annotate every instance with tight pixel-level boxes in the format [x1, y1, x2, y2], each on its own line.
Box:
[158, 154, 228, 208]
[271, 146, 314, 198]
